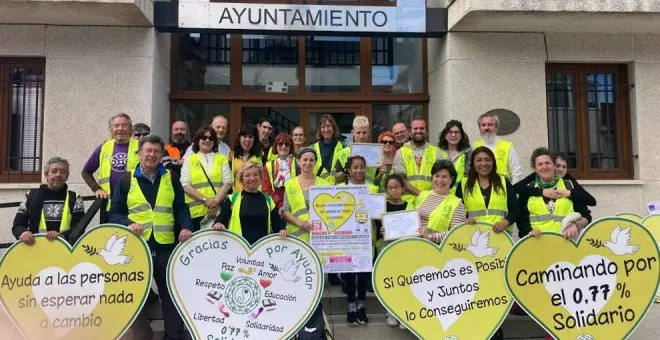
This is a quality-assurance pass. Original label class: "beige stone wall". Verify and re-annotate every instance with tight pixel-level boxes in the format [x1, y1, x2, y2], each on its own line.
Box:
[428, 31, 660, 219]
[0, 25, 170, 244]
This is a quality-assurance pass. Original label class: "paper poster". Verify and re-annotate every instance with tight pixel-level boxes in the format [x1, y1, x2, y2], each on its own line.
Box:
[641, 214, 660, 302]
[373, 223, 514, 339]
[350, 143, 383, 167]
[0, 224, 152, 340]
[505, 217, 660, 340]
[646, 201, 660, 215]
[167, 231, 323, 340]
[367, 194, 386, 220]
[382, 210, 420, 241]
[309, 184, 373, 273]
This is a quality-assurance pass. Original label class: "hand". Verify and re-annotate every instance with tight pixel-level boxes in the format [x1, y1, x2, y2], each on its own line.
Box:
[95, 189, 108, 199]
[204, 198, 218, 209]
[129, 223, 143, 236]
[378, 164, 387, 175]
[466, 217, 477, 225]
[556, 190, 571, 198]
[298, 221, 312, 232]
[46, 231, 60, 241]
[380, 227, 385, 236]
[279, 230, 289, 238]
[417, 227, 427, 237]
[19, 231, 35, 245]
[493, 220, 509, 233]
[424, 233, 440, 243]
[173, 158, 184, 166]
[529, 229, 541, 238]
[563, 223, 579, 239]
[542, 189, 558, 200]
[212, 223, 227, 231]
[179, 229, 192, 243]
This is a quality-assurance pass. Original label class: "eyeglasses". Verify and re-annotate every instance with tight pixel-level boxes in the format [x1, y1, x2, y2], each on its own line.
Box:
[380, 140, 395, 145]
[133, 133, 148, 137]
[200, 135, 213, 141]
[447, 131, 461, 136]
[277, 142, 290, 146]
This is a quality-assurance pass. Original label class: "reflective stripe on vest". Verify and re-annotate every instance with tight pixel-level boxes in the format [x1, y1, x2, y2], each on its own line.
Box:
[401, 145, 441, 192]
[98, 139, 139, 210]
[38, 191, 73, 233]
[285, 176, 327, 243]
[127, 171, 176, 244]
[312, 142, 345, 185]
[228, 191, 275, 236]
[527, 179, 574, 232]
[474, 139, 512, 180]
[185, 153, 229, 218]
[461, 175, 510, 230]
[416, 190, 461, 233]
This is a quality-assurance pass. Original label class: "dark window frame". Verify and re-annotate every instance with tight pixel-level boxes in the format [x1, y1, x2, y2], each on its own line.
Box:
[546, 63, 633, 179]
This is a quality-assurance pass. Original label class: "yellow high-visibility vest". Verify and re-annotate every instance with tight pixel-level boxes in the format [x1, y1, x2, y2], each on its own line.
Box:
[228, 191, 275, 236]
[461, 176, 511, 232]
[415, 191, 461, 232]
[528, 180, 574, 232]
[185, 153, 229, 218]
[98, 139, 139, 209]
[38, 192, 73, 233]
[474, 139, 513, 180]
[127, 172, 175, 244]
[284, 176, 328, 243]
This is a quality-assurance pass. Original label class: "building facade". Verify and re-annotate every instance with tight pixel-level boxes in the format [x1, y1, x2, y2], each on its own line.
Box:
[1, 0, 659, 244]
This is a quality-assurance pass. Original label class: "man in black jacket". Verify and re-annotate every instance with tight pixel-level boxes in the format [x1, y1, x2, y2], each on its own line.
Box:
[12, 157, 85, 245]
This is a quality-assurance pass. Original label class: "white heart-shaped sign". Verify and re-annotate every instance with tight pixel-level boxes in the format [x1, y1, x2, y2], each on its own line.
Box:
[167, 231, 324, 339]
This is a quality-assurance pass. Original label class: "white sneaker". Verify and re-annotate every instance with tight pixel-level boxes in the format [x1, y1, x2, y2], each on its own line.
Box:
[386, 313, 398, 327]
[399, 322, 406, 330]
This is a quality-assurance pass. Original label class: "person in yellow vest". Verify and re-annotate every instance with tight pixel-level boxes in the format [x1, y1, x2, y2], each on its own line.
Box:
[82, 112, 139, 223]
[473, 112, 524, 184]
[212, 162, 287, 244]
[291, 126, 307, 155]
[339, 115, 378, 186]
[231, 124, 263, 192]
[13, 157, 85, 245]
[455, 147, 520, 235]
[182, 126, 232, 231]
[375, 131, 397, 192]
[311, 114, 347, 184]
[262, 132, 300, 210]
[416, 160, 466, 244]
[438, 120, 472, 188]
[516, 147, 589, 239]
[108, 135, 193, 340]
[393, 119, 448, 204]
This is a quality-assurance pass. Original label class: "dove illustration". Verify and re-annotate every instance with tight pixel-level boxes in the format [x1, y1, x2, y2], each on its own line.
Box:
[604, 226, 639, 255]
[465, 230, 498, 258]
[278, 260, 301, 283]
[97, 233, 132, 266]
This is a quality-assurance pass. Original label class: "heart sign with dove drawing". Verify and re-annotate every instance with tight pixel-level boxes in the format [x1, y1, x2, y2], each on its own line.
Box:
[641, 214, 660, 302]
[373, 223, 513, 339]
[311, 191, 355, 233]
[0, 224, 152, 340]
[505, 217, 660, 340]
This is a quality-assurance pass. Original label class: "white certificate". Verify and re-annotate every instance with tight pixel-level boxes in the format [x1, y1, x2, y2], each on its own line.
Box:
[350, 143, 383, 167]
[367, 194, 386, 220]
[382, 210, 421, 241]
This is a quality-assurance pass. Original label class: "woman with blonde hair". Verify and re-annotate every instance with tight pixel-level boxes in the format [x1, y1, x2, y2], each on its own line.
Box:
[213, 161, 286, 244]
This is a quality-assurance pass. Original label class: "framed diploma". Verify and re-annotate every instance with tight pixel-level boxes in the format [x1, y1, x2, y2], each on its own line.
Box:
[350, 143, 383, 167]
[382, 210, 421, 241]
[367, 194, 386, 220]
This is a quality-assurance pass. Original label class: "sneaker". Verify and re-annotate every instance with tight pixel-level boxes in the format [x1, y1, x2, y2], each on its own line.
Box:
[356, 308, 369, 325]
[386, 313, 398, 326]
[399, 323, 406, 330]
[346, 311, 358, 326]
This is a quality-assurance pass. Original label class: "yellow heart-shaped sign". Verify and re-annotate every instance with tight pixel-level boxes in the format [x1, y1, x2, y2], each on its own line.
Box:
[506, 217, 660, 339]
[616, 213, 643, 223]
[641, 214, 660, 302]
[0, 224, 152, 340]
[311, 191, 355, 233]
[373, 223, 513, 339]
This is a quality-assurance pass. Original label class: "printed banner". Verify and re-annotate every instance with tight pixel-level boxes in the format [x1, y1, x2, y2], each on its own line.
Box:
[309, 184, 373, 273]
[167, 231, 323, 340]
[505, 217, 660, 340]
[373, 223, 514, 339]
[641, 214, 660, 302]
[0, 224, 152, 340]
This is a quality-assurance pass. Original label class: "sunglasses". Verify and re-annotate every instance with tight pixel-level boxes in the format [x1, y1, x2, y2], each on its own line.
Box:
[133, 133, 148, 137]
[380, 140, 395, 145]
[200, 135, 213, 141]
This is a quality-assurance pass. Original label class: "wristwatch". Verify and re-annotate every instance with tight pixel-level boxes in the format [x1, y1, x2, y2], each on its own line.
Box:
[202, 197, 207, 203]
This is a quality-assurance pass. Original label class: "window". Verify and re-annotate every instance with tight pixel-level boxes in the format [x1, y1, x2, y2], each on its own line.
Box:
[372, 103, 424, 139]
[305, 36, 361, 93]
[242, 35, 299, 92]
[174, 33, 231, 91]
[546, 64, 632, 179]
[372, 38, 424, 93]
[0, 58, 45, 183]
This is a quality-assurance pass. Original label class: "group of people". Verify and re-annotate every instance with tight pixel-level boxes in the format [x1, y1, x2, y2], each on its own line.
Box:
[11, 111, 596, 340]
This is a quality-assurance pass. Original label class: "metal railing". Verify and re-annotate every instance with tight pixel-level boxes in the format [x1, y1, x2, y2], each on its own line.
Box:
[0, 195, 104, 249]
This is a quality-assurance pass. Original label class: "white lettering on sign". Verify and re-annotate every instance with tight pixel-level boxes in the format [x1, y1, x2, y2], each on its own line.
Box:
[178, 1, 426, 33]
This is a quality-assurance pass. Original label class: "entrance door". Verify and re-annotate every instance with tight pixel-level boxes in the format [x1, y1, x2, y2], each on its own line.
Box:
[303, 108, 363, 145]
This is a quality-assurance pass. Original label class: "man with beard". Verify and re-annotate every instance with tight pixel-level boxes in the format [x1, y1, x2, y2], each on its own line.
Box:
[257, 117, 276, 163]
[164, 121, 191, 176]
[473, 112, 523, 184]
[13, 157, 85, 245]
[393, 119, 448, 204]
[82, 112, 139, 223]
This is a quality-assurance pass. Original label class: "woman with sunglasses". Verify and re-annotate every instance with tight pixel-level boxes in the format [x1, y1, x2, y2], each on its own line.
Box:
[231, 124, 263, 193]
[375, 131, 397, 192]
[438, 120, 471, 187]
[181, 126, 232, 231]
[263, 132, 300, 209]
